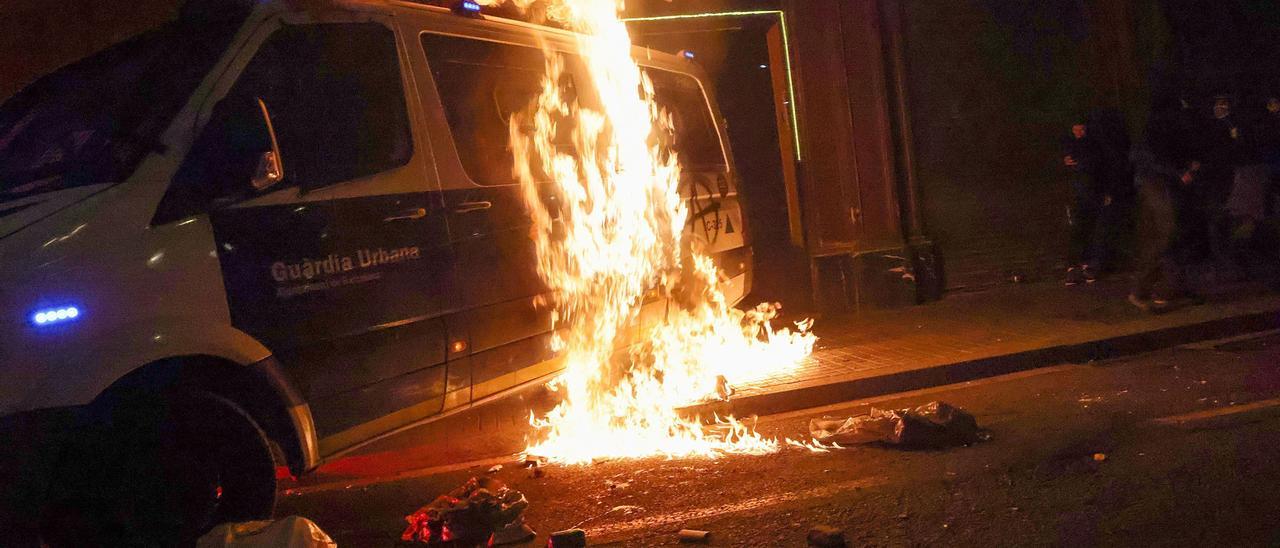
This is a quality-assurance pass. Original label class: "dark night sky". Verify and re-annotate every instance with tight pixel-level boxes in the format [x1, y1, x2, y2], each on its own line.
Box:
[1160, 0, 1280, 97]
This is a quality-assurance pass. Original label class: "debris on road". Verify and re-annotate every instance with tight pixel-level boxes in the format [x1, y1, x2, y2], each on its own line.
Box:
[487, 464, 503, 474]
[809, 401, 987, 448]
[548, 528, 588, 547]
[399, 476, 533, 546]
[524, 456, 546, 478]
[677, 528, 711, 543]
[806, 525, 848, 547]
[610, 505, 644, 515]
[786, 437, 843, 452]
[196, 516, 336, 548]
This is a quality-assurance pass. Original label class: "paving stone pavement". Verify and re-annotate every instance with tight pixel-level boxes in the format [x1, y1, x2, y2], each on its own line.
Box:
[736, 278, 1280, 397]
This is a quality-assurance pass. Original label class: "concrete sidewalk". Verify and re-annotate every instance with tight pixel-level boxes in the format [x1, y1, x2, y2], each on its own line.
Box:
[708, 278, 1280, 418]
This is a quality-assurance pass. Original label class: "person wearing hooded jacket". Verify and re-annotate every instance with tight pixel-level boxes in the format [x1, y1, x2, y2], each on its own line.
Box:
[1129, 103, 1203, 312]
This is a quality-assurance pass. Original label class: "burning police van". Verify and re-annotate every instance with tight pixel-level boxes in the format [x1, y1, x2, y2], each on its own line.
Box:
[0, 0, 749, 537]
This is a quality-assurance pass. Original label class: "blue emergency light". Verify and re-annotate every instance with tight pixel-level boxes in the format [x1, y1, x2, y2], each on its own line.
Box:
[681, 50, 696, 60]
[453, 0, 483, 16]
[31, 305, 80, 326]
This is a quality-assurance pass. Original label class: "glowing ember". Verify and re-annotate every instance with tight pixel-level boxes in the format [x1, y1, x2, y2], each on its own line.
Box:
[498, 0, 815, 464]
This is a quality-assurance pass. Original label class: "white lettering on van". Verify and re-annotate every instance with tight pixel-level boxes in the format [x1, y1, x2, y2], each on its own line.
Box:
[356, 246, 422, 268]
[268, 246, 421, 285]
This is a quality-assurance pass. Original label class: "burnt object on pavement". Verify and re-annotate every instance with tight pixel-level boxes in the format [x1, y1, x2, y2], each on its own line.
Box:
[677, 528, 711, 543]
[809, 401, 986, 448]
[548, 528, 588, 547]
[399, 476, 533, 546]
[806, 525, 848, 547]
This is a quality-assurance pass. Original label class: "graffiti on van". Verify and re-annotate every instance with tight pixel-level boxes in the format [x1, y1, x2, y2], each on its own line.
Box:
[685, 173, 734, 245]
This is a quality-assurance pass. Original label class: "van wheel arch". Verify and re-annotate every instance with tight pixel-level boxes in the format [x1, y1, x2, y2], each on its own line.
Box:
[92, 354, 308, 476]
[50, 383, 279, 543]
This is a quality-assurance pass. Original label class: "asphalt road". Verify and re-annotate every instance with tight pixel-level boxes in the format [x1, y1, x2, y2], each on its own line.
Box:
[277, 330, 1280, 546]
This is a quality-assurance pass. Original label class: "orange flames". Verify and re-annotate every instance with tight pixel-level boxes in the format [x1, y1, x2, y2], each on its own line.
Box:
[498, 0, 814, 464]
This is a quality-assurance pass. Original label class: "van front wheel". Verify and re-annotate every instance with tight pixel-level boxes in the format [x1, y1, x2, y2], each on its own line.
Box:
[45, 390, 278, 545]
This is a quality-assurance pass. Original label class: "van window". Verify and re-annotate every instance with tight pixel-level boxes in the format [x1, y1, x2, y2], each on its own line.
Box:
[155, 22, 412, 223]
[421, 34, 577, 186]
[647, 69, 726, 169]
[0, 15, 246, 208]
[421, 34, 725, 186]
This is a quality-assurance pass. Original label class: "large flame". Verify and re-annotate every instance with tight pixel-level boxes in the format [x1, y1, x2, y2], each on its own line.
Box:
[498, 0, 815, 464]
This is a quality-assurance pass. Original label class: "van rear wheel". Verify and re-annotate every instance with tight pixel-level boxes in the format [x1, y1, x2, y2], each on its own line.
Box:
[44, 390, 278, 546]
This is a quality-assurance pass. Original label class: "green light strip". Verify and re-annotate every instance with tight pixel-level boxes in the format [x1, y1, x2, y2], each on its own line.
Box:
[622, 10, 803, 162]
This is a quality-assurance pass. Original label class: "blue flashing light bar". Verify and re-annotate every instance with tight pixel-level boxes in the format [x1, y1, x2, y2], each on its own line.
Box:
[31, 306, 80, 326]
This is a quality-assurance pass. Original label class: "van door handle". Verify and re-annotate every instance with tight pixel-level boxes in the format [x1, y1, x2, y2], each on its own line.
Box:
[453, 201, 492, 214]
[383, 208, 427, 222]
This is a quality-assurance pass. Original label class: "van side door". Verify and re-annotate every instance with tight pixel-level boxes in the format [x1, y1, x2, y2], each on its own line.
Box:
[411, 32, 569, 405]
[153, 19, 456, 454]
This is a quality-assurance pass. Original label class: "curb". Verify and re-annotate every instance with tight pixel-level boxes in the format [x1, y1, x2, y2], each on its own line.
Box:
[688, 308, 1280, 419]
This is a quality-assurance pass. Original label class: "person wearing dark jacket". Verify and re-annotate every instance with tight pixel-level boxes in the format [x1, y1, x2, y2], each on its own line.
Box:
[1061, 121, 1107, 285]
[1226, 96, 1273, 240]
[1196, 94, 1245, 278]
[1129, 107, 1202, 312]
[1262, 96, 1280, 220]
[1260, 96, 1280, 177]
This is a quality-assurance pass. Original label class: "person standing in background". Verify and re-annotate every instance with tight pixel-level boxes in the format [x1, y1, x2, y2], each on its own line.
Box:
[1257, 95, 1280, 210]
[1225, 94, 1272, 244]
[1061, 120, 1107, 285]
[1129, 101, 1203, 312]
[1198, 94, 1244, 280]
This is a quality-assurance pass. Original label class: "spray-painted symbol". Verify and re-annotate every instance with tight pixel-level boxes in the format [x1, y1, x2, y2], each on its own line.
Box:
[685, 173, 724, 244]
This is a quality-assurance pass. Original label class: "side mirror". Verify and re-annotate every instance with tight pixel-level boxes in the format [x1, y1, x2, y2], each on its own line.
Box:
[250, 97, 284, 192]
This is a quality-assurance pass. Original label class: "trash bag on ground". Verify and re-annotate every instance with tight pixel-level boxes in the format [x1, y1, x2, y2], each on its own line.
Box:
[810, 401, 984, 448]
[196, 516, 336, 548]
[399, 476, 535, 546]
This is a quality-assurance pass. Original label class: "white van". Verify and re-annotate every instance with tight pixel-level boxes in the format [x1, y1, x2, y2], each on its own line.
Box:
[0, 0, 749, 541]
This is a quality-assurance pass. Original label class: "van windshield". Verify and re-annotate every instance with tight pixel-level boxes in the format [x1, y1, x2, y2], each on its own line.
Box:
[0, 17, 243, 206]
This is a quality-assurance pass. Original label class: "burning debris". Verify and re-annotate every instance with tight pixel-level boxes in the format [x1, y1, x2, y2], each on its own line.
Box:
[807, 402, 988, 449]
[399, 476, 534, 546]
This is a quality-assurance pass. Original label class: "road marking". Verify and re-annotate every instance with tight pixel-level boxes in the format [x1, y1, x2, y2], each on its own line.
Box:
[1150, 397, 1280, 429]
[585, 476, 887, 542]
[1178, 328, 1280, 350]
[281, 454, 519, 496]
